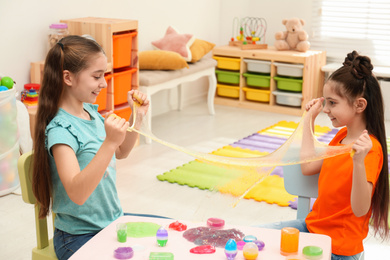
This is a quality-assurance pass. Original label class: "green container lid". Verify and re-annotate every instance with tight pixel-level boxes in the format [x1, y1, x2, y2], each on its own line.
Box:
[302, 246, 323, 260]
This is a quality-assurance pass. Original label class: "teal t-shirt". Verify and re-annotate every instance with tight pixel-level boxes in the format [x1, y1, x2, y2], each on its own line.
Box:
[46, 103, 123, 234]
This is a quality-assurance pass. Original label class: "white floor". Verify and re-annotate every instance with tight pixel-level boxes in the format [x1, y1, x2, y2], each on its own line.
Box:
[1, 101, 390, 259]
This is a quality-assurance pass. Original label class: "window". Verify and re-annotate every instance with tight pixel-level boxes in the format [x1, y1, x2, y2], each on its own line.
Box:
[311, 0, 390, 67]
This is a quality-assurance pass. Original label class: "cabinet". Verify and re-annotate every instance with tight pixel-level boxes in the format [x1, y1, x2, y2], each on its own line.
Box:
[30, 17, 138, 117]
[212, 46, 326, 116]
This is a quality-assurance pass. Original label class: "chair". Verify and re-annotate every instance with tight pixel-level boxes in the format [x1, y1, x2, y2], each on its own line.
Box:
[282, 164, 319, 219]
[18, 151, 58, 260]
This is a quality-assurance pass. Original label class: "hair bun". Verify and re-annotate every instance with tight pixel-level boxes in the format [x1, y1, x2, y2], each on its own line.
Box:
[343, 51, 373, 79]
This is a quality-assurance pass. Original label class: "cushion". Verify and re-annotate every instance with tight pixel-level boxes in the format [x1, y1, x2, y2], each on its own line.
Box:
[190, 39, 216, 63]
[139, 58, 217, 87]
[151, 26, 195, 62]
[139, 50, 189, 70]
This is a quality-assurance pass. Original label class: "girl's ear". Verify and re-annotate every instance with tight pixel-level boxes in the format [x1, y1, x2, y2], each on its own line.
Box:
[355, 97, 367, 113]
[63, 70, 72, 86]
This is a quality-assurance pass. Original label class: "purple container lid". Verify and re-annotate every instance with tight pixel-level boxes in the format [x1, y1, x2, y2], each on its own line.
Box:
[114, 247, 134, 259]
[50, 23, 68, 29]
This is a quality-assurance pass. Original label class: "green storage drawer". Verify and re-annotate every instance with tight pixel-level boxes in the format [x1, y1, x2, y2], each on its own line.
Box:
[274, 76, 303, 92]
[243, 73, 270, 88]
[215, 70, 240, 85]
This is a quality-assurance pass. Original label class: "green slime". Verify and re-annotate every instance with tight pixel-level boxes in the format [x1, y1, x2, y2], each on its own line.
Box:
[126, 222, 161, 238]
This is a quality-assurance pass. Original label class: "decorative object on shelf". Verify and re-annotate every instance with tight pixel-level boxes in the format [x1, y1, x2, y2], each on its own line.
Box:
[230, 17, 267, 50]
[274, 18, 310, 52]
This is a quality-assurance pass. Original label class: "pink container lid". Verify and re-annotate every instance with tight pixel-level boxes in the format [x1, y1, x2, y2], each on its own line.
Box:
[207, 218, 225, 229]
[50, 23, 68, 29]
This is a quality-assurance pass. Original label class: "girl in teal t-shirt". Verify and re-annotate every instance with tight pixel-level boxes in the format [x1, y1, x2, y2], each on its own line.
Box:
[32, 35, 150, 260]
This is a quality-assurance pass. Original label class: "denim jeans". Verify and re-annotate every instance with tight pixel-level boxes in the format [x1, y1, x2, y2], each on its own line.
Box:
[53, 212, 171, 260]
[257, 219, 364, 260]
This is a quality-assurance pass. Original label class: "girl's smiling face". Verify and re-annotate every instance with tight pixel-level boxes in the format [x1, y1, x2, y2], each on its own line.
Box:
[71, 52, 108, 104]
[322, 80, 357, 128]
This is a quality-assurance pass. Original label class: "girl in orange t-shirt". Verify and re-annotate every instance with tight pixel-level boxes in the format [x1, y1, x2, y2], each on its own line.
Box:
[262, 51, 389, 260]
[302, 51, 389, 259]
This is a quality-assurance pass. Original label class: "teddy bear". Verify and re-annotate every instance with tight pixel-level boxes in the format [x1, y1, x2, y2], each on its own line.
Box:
[274, 18, 310, 52]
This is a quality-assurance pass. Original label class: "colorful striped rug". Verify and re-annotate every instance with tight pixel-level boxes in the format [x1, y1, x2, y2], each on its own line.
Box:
[157, 121, 338, 207]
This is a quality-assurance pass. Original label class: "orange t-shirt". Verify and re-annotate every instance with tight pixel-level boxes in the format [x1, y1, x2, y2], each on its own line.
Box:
[305, 127, 383, 256]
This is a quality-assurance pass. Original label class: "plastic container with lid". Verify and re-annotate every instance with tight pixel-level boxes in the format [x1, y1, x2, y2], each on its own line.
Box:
[48, 23, 69, 50]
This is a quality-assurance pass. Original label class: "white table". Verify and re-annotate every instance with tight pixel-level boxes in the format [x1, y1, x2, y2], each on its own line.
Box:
[70, 216, 331, 259]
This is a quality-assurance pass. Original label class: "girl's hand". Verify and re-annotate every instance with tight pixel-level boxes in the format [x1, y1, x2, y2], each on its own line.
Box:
[127, 90, 149, 112]
[127, 90, 150, 128]
[352, 130, 372, 161]
[104, 112, 129, 147]
[305, 97, 324, 120]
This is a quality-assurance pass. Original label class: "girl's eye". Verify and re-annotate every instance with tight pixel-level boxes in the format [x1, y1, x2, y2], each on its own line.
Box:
[94, 76, 102, 80]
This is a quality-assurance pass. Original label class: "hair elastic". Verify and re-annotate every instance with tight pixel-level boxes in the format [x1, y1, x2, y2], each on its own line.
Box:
[57, 42, 64, 50]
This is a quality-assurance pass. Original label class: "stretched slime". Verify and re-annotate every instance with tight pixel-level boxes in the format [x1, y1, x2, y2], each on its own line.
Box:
[126, 102, 353, 206]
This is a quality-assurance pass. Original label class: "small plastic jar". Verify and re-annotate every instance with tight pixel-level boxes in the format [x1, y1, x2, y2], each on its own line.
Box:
[48, 23, 69, 50]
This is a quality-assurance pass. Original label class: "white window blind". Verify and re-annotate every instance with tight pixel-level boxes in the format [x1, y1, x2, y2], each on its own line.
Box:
[311, 0, 390, 67]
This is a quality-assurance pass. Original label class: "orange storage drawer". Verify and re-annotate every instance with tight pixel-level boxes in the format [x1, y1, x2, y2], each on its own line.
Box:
[113, 68, 137, 105]
[114, 105, 132, 120]
[113, 31, 137, 69]
[94, 74, 112, 111]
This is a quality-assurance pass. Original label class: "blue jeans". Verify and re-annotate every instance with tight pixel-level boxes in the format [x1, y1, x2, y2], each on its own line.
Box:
[257, 219, 364, 260]
[53, 213, 171, 260]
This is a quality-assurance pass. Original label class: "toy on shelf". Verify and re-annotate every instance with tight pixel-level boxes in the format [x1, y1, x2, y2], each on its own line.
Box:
[230, 17, 267, 50]
[22, 89, 39, 108]
[274, 18, 310, 52]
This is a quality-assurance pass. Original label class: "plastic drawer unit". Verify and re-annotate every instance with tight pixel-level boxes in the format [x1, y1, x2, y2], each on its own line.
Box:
[217, 84, 239, 99]
[112, 31, 137, 69]
[243, 59, 271, 74]
[113, 68, 137, 105]
[215, 70, 240, 85]
[274, 76, 303, 92]
[243, 87, 270, 102]
[243, 73, 271, 89]
[274, 62, 304, 77]
[213, 56, 241, 71]
[273, 90, 303, 107]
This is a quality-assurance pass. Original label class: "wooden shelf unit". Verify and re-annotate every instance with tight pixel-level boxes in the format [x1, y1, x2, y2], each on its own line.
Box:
[30, 17, 138, 116]
[212, 46, 326, 116]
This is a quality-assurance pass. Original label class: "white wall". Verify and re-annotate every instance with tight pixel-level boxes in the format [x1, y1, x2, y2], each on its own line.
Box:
[0, 0, 311, 116]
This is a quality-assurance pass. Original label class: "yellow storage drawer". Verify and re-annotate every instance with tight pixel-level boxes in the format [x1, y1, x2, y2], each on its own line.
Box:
[217, 84, 240, 99]
[243, 87, 270, 102]
[213, 56, 241, 71]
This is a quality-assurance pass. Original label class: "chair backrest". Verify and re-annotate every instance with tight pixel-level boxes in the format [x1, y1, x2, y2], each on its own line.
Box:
[283, 164, 319, 219]
[17, 151, 50, 250]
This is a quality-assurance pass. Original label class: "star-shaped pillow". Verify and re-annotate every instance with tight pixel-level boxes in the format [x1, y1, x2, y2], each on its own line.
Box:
[152, 26, 195, 62]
